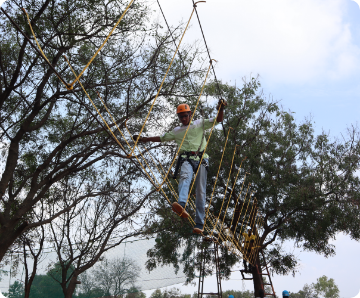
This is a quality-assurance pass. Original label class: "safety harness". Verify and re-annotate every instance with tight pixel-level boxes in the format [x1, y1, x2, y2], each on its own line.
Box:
[172, 151, 209, 179]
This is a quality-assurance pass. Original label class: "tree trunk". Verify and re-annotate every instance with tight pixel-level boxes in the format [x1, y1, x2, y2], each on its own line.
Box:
[251, 254, 263, 298]
[63, 276, 78, 298]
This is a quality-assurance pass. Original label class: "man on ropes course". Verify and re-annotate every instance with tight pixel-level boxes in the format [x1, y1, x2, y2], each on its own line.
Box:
[134, 100, 227, 234]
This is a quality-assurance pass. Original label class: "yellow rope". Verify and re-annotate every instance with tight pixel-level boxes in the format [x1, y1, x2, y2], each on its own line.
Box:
[219, 149, 246, 237]
[65, 56, 167, 197]
[64, 56, 127, 152]
[250, 215, 261, 264]
[203, 128, 232, 229]
[249, 210, 261, 264]
[68, 0, 135, 89]
[209, 145, 238, 238]
[130, 5, 201, 155]
[236, 187, 253, 242]
[143, 147, 179, 201]
[225, 168, 248, 243]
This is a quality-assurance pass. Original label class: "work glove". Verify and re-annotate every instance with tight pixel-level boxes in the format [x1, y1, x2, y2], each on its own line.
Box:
[216, 98, 227, 110]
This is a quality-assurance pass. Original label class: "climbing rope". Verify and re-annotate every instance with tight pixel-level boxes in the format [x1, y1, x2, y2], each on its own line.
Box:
[130, 1, 206, 155]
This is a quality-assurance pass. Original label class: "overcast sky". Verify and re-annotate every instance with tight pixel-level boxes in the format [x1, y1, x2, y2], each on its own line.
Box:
[1, 0, 360, 297]
[148, 1, 360, 297]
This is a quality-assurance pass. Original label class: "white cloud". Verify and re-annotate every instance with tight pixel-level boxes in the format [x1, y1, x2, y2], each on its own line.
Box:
[154, 0, 360, 85]
[352, 0, 360, 7]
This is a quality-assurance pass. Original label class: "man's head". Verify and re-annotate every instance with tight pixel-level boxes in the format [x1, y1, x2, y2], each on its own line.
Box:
[248, 228, 252, 235]
[177, 104, 192, 126]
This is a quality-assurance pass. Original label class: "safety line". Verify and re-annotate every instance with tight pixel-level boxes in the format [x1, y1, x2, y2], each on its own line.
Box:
[250, 212, 261, 264]
[130, 2, 205, 154]
[249, 210, 261, 264]
[64, 56, 127, 152]
[4, 8, 137, 154]
[1, 7, 69, 87]
[156, 0, 199, 95]
[191, 0, 222, 98]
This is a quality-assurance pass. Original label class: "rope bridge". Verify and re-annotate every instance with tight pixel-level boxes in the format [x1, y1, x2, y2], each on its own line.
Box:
[16, 0, 263, 266]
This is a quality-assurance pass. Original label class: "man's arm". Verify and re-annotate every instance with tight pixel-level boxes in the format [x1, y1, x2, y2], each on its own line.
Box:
[133, 135, 161, 143]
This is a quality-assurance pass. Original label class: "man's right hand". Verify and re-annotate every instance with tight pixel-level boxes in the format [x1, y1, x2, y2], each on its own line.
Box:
[133, 135, 147, 143]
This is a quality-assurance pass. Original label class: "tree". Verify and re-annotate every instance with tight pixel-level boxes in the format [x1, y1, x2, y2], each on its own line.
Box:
[145, 79, 360, 296]
[20, 225, 46, 298]
[149, 288, 191, 298]
[125, 286, 146, 298]
[77, 257, 141, 297]
[292, 276, 339, 298]
[313, 276, 339, 298]
[3, 281, 24, 298]
[75, 269, 105, 298]
[0, 0, 204, 263]
[291, 284, 314, 298]
[29, 274, 64, 298]
[46, 172, 150, 298]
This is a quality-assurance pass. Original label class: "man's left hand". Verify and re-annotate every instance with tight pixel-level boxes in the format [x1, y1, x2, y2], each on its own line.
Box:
[217, 99, 227, 110]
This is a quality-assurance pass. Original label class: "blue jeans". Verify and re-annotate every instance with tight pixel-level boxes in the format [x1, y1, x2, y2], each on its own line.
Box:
[178, 159, 208, 228]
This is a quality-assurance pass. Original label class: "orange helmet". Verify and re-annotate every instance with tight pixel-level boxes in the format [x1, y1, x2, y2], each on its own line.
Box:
[176, 104, 191, 114]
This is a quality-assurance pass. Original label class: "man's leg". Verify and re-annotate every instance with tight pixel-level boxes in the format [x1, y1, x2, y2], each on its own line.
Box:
[177, 161, 193, 207]
[193, 160, 207, 232]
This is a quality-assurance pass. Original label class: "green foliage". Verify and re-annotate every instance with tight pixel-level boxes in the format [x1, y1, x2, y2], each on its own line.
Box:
[313, 276, 339, 298]
[149, 288, 191, 298]
[77, 257, 141, 297]
[291, 284, 314, 298]
[3, 281, 24, 298]
[125, 286, 147, 298]
[222, 289, 254, 298]
[291, 276, 339, 298]
[29, 274, 64, 298]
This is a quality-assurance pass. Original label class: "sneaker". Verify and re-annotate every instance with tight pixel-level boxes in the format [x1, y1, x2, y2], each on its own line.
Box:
[192, 227, 204, 234]
[172, 202, 189, 218]
[192, 224, 204, 234]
